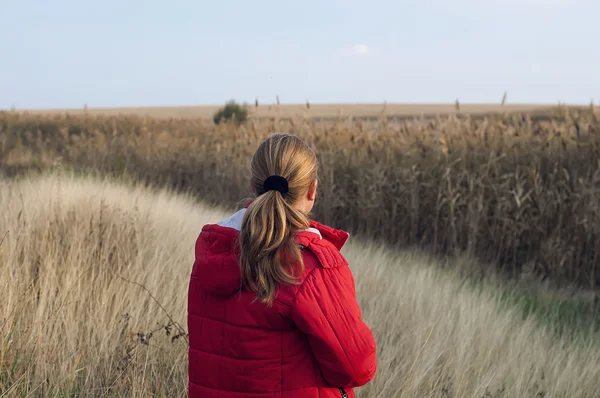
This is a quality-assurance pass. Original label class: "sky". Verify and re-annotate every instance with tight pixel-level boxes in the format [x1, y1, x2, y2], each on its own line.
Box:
[1, 0, 599, 109]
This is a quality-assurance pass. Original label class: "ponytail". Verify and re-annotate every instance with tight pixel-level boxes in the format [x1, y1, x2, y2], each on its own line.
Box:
[239, 133, 318, 305]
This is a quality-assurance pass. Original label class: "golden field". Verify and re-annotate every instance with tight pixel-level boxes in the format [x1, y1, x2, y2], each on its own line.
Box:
[1, 105, 600, 289]
[1, 174, 599, 397]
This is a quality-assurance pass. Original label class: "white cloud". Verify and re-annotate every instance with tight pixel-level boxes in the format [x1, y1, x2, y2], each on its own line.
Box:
[339, 44, 369, 57]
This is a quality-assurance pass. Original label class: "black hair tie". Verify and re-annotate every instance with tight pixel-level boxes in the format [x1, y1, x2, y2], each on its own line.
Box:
[263, 175, 289, 196]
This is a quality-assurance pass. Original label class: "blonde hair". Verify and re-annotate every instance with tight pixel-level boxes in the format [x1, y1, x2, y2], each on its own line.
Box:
[239, 133, 318, 305]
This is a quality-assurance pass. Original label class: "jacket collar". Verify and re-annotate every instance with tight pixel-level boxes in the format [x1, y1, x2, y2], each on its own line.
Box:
[194, 208, 349, 297]
[232, 202, 349, 249]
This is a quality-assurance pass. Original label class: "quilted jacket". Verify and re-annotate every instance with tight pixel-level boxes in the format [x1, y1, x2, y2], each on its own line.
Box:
[187, 208, 377, 397]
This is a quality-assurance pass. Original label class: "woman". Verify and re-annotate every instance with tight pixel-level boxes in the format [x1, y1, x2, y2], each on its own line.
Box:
[188, 133, 377, 397]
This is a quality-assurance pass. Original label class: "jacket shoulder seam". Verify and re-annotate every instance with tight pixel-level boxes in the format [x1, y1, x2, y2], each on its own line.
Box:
[299, 239, 347, 269]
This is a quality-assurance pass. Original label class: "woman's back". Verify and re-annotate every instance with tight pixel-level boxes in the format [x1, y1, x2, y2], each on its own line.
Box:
[187, 134, 376, 397]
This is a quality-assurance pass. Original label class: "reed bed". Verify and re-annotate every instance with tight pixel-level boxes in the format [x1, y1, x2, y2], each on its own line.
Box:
[1, 106, 599, 289]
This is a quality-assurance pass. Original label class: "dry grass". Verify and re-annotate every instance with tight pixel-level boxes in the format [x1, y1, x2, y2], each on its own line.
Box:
[2, 107, 600, 290]
[15, 103, 558, 120]
[1, 173, 599, 397]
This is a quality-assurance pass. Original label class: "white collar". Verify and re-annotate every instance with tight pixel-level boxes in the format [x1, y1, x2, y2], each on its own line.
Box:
[216, 208, 322, 239]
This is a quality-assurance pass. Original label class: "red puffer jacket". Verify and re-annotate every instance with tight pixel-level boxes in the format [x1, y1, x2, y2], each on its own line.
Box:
[188, 209, 377, 397]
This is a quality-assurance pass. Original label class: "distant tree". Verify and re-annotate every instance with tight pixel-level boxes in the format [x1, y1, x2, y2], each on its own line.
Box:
[213, 100, 249, 125]
[255, 98, 259, 108]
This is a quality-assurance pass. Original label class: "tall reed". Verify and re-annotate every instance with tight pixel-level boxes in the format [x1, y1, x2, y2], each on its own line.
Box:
[1, 108, 599, 288]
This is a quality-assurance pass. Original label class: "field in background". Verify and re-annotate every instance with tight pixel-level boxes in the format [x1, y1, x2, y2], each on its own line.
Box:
[1, 174, 599, 397]
[2, 106, 600, 292]
[16, 102, 559, 120]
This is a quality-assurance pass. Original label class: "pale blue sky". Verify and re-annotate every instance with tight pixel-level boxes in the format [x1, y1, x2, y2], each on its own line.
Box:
[1, 0, 598, 109]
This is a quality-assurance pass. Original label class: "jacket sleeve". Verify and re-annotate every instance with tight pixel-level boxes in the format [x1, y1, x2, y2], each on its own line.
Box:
[291, 264, 377, 389]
